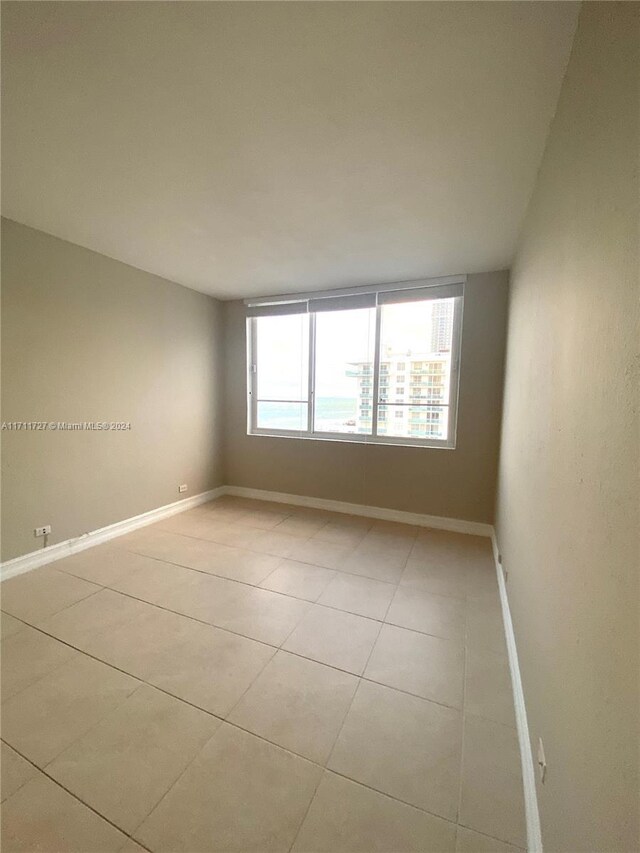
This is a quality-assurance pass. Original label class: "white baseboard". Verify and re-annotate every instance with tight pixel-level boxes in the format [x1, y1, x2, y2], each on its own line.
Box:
[0, 486, 226, 582]
[1, 483, 491, 582]
[491, 531, 543, 853]
[225, 485, 493, 537]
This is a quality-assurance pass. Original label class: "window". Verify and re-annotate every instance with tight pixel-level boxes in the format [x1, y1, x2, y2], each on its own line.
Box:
[252, 313, 309, 431]
[247, 278, 463, 448]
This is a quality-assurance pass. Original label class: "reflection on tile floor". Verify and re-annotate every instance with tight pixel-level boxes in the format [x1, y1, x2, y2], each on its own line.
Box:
[1, 496, 525, 852]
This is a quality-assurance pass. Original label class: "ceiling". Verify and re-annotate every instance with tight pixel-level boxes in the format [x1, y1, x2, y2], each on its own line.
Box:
[2, 2, 578, 299]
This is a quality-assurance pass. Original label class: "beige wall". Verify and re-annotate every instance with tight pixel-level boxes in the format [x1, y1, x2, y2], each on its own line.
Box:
[223, 270, 508, 524]
[1, 219, 225, 561]
[495, 5, 639, 852]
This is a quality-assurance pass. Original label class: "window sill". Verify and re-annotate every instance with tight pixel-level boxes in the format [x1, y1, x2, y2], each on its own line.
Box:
[246, 430, 456, 451]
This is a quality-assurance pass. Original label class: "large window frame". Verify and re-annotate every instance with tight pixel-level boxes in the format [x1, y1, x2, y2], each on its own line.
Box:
[246, 276, 464, 449]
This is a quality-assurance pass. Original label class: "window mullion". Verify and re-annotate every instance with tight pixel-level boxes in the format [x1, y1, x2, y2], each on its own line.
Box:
[446, 295, 463, 446]
[307, 312, 316, 436]
[248, 318, 258, 432]
[371, 305, 382, 438]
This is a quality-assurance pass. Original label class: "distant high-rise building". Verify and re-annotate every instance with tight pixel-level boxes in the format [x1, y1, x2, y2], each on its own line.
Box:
[431, 300, 454, 353]
[346, 299, 455, 440]
[348, 351, 450, 440]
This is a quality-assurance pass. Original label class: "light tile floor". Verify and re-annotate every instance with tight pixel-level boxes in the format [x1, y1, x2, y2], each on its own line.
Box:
[0, 496, 526, 852]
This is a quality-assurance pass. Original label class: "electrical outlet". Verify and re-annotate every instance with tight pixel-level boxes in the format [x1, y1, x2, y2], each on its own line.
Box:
[34, 525, 51, 537]
[537, 737, 547, 783]
[178, 484, 188, 494]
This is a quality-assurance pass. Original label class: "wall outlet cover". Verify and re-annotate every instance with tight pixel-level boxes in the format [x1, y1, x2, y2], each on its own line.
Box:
[34, 525, 52, 537]
[178, 484, 188, 493]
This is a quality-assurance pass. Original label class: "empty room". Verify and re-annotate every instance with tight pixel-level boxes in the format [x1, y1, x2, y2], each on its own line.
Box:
[0, 2, 637, 852]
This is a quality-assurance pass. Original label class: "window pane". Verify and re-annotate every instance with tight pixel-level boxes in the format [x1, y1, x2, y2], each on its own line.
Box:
[256, 314, 309, 401]
[314, 308, 376, 434]
[378, 405, 449, 440]
[257, 401, 308, 431]
[378, 298, 454, 438]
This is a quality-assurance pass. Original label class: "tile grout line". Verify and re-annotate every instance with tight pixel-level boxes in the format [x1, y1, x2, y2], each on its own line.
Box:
[123, 538, 417, 592]
[2, 613, 227, 719]
[47, 563, 469, 640]
[257, 560, 340, 604]
[2, 512, 509, 840]
[17, 497, 476, 600]
[0, 643, 77, 707]
[0, 738, 154, 853]
[325, 765, 461, 829]
[3, 629, 267, 848]
[5, 667, 517, 851]
[0, 582, 108, 704]
[2, 583, 509, 723]
[2, 606, 515, 842]
[127, 520, 404, 850]
[0, 740, 36, 805]
[5, 618, 481, 828]
[456, 818, 527, 851]
[287, 588, 390, 852]
[1, 590, 485, 717]
[123, 690, 256, 847]
[50, 539, 471, 634]
[157, 512, 337, 547]
[126, 722, 224, 847]
[287, 595, 395, 853]
[16, 548, 392, 629]
[455, 599, 470, 837]
[215, 642, 281, 725]
[130, 503, 418, 557]
[378, 544, 411, 625]
[286, 767, 324, 853]
[6, 608, 470, 736]
[36, 678, 142, 772]
[318, 542, 412, 766]
[9, 579, 105, 626]
[1, 720, 482, 852]
[8, 601, 515, 731]
[314, 536, 468, 844]
[302, 575, 397, 851]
